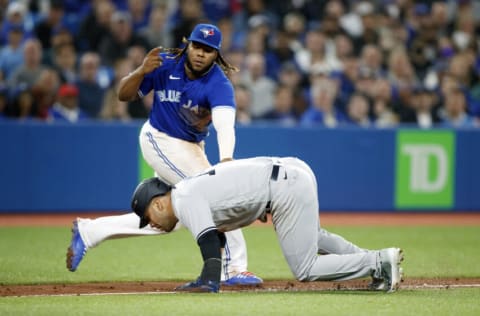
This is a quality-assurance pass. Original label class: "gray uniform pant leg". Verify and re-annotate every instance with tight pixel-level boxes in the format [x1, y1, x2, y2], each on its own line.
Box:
[271, 163, 378, 282]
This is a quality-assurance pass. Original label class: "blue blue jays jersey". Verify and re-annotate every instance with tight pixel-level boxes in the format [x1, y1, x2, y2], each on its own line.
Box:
[138, 53, 235, 142]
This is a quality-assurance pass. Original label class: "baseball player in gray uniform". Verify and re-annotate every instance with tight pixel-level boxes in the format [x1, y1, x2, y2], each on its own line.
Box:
[131, 156, 404, 293]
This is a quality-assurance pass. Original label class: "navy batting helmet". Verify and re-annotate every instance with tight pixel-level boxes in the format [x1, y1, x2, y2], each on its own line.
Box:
[187, 23, 222, 50]
[131, 177, 172, 228]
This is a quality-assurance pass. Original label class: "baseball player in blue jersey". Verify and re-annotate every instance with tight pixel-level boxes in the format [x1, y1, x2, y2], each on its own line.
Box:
[66, 23, 262, 285]
[131, 157, 404, 293]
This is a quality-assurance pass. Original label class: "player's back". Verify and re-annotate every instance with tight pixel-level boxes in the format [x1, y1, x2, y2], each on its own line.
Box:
[173, 157, 275, 230]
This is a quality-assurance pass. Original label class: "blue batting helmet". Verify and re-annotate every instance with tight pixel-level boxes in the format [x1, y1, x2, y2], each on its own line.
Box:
[187, 23, 222, 50]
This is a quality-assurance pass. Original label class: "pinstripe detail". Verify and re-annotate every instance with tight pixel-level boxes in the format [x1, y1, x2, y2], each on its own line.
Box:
[223, 240, 231, 280]
[146, 131, 186, 179]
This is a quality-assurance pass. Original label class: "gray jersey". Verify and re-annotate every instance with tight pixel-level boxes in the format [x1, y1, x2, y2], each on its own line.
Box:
[172, 156, 382, 282]
[171, 157, 275, 239]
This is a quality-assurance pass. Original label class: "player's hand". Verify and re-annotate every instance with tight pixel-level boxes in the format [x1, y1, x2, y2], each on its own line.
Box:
[139, 47, 163, 75]
[175, 277, 219, 293]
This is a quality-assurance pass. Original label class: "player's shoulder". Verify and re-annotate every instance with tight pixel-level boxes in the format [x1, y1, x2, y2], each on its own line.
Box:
[206, 65, 232, 86]
[147, 53, 178, 78]
[160, 53, 179, 68]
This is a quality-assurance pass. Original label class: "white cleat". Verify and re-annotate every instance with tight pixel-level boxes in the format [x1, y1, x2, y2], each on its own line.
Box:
[379, 248, 404, 293]
[368, 267, 404, 291]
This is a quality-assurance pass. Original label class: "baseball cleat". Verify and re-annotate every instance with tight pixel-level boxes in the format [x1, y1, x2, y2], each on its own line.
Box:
[368, 267, 403, 291]
[66, 219, 87, 272]
[222, 271, 263, 286]
[175, 278, 219, 293]
[379, 248, 404, 293]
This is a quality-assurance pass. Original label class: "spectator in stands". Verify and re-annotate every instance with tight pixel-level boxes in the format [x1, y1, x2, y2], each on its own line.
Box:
[319, 12, 349, 72]
[232, 0, 277, 38]
[171, 0, 205, 48]
[100, 58, 132, 121]
[51, 43, 78, 84]
[259, 84, 297, 126]
[371, 78, 399, 128]
[334, 33, 355, 64]
[345, 92, 371, 127]
[48, 83, 88, 123]
[76, 52, 105, 118]
[0, 23, 25, 80]
[217, 16, 245, 54]
[8, 83, 35, 120]
[351, 1, 380, 54]
[336, 54, 359, 110]
[353, 65, 379, 105]
[138, 4, 172, 50]
[234, 84, 252, 125]
[34, 0, 65, 51]
[0, 1, 32, 46]
[266, 29, 297, 81]
[386, 47, 419, 106]
[448, 53, 476, 92]
[30, 68, 61, 119]
[400, 86, 441, 129]
[240, 52, 276, 118]
[202, 0, 235, 23]
[282, 11, 306, 53]
[277, 62, 307, 120]
[243, 28, 266, 55]
[359, 44, 385, 79]
[0, 85, 8, 119]
[407, 3, 438, 81]
[125, 45, 150, 118]
[0, 0, 477, 128]
[127, 0, 151, 32]
[98, 10, 150, 67]
[8, 38, 47, 91]
[247, 16, 278, 80]
[300, 78, 346, 128]
[295, 28, 329, 76]
[439, 87, 476, 128]
[50, 25, 75, 52]
[76, 0, 114, 52]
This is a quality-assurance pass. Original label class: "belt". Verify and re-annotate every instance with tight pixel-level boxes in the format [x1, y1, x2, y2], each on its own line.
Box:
[271, 164, 280, 181]
[265, 201, 272, 213]
[265, 164, 280, 213]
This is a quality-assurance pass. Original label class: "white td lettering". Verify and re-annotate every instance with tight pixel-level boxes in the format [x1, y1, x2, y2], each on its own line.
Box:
[402, 144, 448, 193]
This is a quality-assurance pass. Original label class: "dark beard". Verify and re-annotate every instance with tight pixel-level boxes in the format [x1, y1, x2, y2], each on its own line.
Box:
[185, 56, 214, 78]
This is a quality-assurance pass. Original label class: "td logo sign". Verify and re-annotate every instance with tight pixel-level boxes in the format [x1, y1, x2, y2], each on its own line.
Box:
[395, 131, 455, 209]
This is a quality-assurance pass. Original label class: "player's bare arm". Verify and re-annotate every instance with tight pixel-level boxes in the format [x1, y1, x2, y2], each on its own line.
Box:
[117, 47, 163, 101]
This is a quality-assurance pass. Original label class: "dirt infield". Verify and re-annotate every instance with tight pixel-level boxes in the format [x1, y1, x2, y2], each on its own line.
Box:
[2, 278, 480, 297]
[1, 212, 479, 297]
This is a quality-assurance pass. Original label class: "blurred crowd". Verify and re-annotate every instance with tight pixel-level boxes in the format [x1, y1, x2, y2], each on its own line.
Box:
[0, 0, 479, 128]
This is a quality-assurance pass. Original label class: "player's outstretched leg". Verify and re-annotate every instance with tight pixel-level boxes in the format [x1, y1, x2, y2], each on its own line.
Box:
[66, 213, 169, 272]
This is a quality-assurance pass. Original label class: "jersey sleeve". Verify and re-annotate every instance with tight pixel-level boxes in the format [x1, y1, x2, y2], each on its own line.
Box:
[138, 71, 154, 97]
[208, 78, 235, 109]
[138, 53, 170, 97]
[172, 190, 217, 241]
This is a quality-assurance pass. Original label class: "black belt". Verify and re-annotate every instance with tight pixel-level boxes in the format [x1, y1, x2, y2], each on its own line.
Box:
[265, 201, 271, 213]
[271, 164, 280, 181]
[266, 164, 280, 213]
